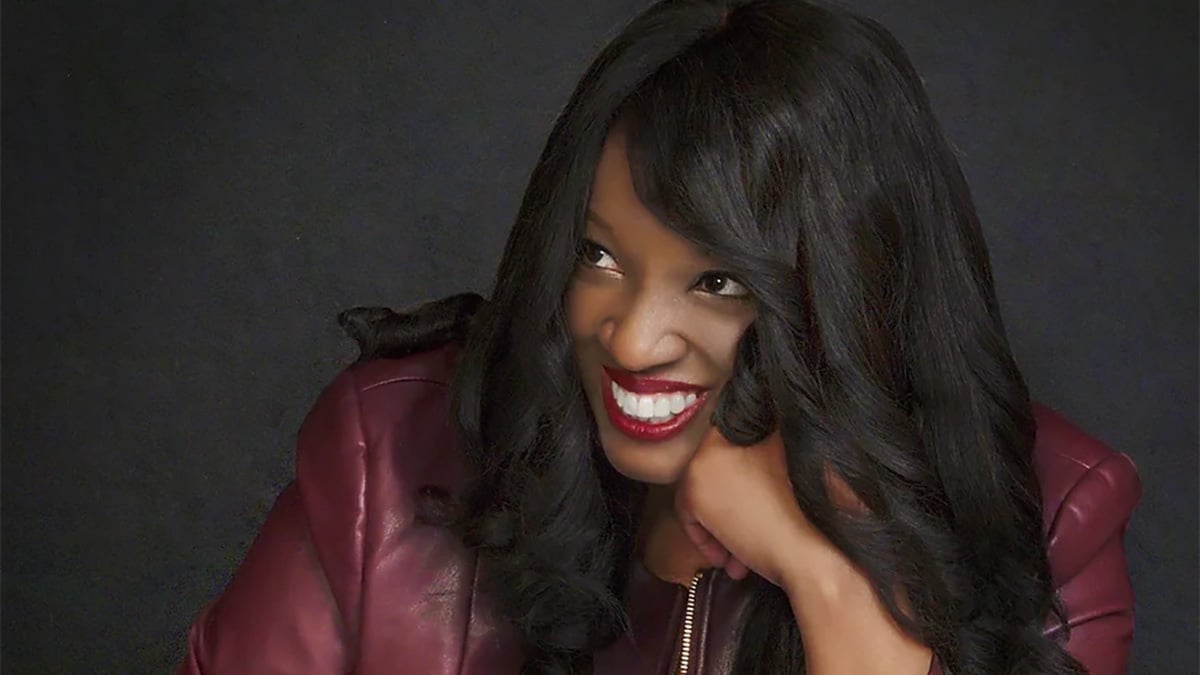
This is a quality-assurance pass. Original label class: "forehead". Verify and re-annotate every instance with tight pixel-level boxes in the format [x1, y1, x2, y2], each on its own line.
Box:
[587, 129, 720, 269]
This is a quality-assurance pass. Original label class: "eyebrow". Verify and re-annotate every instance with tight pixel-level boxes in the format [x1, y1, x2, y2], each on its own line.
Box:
[584, 208, 615, 232]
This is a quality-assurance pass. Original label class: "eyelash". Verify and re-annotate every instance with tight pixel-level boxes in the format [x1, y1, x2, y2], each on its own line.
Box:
[578, 239, 620, 271]
[694, 272, 749, 298]
[576, 239, 750, 299]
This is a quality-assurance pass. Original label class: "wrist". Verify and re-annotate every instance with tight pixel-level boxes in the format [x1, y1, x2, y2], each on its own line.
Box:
[780, 544, 932, 675]
[780, 544, 874, 625]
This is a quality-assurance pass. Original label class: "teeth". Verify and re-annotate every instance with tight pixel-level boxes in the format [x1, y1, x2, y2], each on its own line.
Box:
[609, 379, 702, 423]
[636, 396, 654, 418]
[653, 397, 670, 417]
[622, 393, 639, 417]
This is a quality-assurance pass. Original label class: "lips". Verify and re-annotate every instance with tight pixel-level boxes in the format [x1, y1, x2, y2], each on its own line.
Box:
[604, 367, 708, 394]
[600, 367, 708, 442]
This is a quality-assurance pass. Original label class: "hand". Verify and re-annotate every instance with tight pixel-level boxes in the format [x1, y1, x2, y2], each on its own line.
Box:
[676, 428, 934, 674]
[674, 426, 858, 587]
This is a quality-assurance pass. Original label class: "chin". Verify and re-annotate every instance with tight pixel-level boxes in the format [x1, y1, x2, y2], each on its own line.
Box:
[581, 375, 722, 485]
[595, 424, 708, 485]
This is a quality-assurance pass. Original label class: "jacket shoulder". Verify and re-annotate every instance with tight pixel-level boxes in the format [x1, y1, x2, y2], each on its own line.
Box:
[297, 341, 464, 493]
[180, 341, 522, 673]
[1031, 403, 1141, 584]
[292, 342, 468, 636]
[345, 340, 462, 390]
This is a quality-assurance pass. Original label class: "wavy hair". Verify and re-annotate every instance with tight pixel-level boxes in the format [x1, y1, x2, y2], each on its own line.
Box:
[346, 1, 1083, 673]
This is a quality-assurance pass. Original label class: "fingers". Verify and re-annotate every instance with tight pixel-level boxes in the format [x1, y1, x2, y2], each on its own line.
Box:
[682, 427, 792, 584]
[681, 515, 754, 579]
[679, 508, 730, 568]
[724, 556, 749, 580]
[678, 499, 757, 580]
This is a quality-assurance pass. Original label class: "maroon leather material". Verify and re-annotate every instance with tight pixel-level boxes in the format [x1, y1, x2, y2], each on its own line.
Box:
[179, 344, 1140, 674]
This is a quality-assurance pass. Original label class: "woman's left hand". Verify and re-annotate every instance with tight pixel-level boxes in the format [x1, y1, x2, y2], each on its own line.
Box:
[673, 426, 855, 587]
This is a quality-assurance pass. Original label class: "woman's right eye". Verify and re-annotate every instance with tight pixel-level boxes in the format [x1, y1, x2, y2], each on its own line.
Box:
[578, 239, 621, 272]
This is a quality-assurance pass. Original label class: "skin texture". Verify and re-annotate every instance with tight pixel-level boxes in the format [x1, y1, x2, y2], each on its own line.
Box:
[566, 126, 757, 489]
[677, 429, 933, 674]
[568, 129, 932, 674]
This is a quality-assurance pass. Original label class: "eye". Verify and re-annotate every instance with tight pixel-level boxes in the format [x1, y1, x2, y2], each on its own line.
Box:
[578, 239, 621, 272]
[695, 272, 750, 298]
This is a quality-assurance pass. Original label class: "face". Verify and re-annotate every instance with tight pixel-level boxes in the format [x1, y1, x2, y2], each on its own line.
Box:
[566, 128, 758, 485]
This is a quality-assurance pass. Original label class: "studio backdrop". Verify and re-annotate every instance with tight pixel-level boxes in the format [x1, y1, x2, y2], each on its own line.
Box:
[3, 1, 1196, 672]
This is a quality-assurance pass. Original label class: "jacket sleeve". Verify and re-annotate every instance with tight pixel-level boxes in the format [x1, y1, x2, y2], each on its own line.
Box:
[1044, 452, 1141, 674]
[177, 368, 372, 674]
[927, 451, 1141, 675]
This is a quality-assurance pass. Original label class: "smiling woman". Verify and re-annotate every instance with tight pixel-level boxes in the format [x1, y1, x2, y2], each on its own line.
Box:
[176, 1, 1140, 674]
[570, 126, 757, 485]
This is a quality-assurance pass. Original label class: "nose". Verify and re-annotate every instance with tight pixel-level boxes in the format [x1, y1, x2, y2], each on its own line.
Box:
[599, 290, 688, 373]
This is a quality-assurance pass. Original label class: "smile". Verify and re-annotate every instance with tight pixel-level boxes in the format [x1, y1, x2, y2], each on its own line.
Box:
[601, 367, 708, 442]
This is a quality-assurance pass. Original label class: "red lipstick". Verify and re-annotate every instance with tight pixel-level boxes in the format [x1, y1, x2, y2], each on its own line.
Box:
[601, 368, 708, 443]
[603, 367, 707, 394]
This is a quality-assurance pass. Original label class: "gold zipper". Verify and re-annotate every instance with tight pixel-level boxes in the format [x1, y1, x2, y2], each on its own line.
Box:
[676, 570, 704, 675]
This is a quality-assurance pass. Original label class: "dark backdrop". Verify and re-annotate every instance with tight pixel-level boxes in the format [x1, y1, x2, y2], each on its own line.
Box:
[3, 1, 1196, 672]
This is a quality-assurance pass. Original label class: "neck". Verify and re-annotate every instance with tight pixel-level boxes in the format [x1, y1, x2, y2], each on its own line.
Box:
[636, 483, 711, 586]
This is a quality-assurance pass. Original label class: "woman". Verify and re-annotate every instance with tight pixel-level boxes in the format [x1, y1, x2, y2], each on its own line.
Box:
[179, 1, 1140, 673]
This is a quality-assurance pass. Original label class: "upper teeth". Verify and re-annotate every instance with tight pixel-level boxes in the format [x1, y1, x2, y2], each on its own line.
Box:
[611, 381, 699, 423]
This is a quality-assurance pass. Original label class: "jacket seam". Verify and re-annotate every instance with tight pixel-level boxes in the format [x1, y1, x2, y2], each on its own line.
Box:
[346, 367, 371, 670]
[456, 551, 481, 674]
[1049, 447, 1094, 472]
[192, 602, 213, 673]
[348, 369, 451, 670]
[1057, 595, 1133, 634]
[359, 375, 451, 392]
[1046, 453, 1126, 586]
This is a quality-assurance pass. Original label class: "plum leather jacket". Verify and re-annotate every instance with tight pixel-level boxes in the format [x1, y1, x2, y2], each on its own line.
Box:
[178, 343, 1141, 674]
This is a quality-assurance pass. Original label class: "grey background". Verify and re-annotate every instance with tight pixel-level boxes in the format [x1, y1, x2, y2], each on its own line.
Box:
[3, 1, 1195, 672]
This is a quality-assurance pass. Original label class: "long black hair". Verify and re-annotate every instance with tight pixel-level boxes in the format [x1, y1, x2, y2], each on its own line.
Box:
[346, 1, 1083, 673]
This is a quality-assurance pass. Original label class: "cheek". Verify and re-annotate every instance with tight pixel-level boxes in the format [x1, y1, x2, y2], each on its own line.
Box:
[566, 282, 621, 359]
[688, 309, 756, 377]
[566, 283, 607, 402]
[564, 282, 594, 342]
